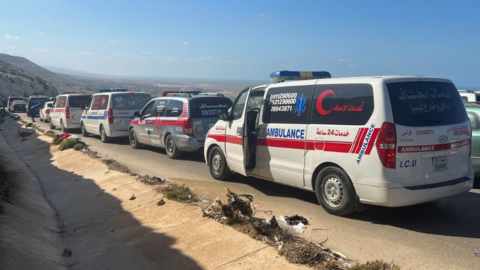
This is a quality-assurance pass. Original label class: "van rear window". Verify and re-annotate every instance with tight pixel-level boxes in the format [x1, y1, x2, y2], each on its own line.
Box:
[29, 98, 47, 106]
[387, 81, 467, 127]
[190, 98, 233, 118]
[112, 93, 151, 110]
[68, 96, 90, 108]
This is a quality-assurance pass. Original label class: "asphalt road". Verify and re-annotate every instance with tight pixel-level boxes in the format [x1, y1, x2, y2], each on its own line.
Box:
[16, 112, 480, 270]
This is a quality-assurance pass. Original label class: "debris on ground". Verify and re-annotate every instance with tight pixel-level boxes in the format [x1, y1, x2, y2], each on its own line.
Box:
[18, 130, 34, 138]
[136, 175, 166, 185]
[63, 248, 72, 257]
[157, 183, 198, 203]
[129, 194, 136, 200]
[198, 195, 211, 203]
[44, 130, 55, 136]
[284, 215, 309, 226]
[157, 199, 165, 206]
[102, 158, 130, 173]
[25, 122, 34, 127]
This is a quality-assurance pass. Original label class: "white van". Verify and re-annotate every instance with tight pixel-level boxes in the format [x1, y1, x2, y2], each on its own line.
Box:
[49, 94, 91, 131]
[204, 71, 474, 216]
[80, 89, 151, 142]
[458, 90, 480, 103]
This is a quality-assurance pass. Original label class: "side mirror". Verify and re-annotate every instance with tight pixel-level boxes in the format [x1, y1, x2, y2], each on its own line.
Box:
[80, 104, 86, 110]
[134, 111, 141, 117]
[218, 109, 230, 121]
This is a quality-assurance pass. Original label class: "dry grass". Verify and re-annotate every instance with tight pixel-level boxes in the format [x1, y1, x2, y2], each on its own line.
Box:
[102, 158, 131, 173]
[351, 260, 401, 270]
[157, 183, 198, 203]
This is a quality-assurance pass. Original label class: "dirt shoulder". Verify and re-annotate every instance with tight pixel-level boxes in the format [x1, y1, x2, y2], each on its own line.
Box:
[0, 113, 309, 269]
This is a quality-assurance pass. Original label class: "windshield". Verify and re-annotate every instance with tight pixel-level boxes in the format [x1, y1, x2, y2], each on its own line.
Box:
[190, 98, 233, 118]
[387, 81, 467, 126]
[111, 93, 151, 110]
[29, 98, 47, 106]
[68, 95, 91, 108]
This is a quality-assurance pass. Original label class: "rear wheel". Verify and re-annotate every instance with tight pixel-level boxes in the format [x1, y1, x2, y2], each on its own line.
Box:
[49, 118, 56, 129]
[81, 122, 89, 137]
[60, 120, 68, 132]
[129, 128, 141, 149]
[165, 134, 181, 159]
[315, 166, 356, 216]
[208, 146, 231, 180]
[100, 125, 111, 143]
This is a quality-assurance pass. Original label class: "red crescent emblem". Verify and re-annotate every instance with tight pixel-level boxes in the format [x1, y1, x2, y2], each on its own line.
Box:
[316, 90, 336, 115]
[195, 126, 201, 134]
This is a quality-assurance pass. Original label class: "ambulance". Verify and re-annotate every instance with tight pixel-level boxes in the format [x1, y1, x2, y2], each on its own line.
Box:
[49, 93, 91, 131]
[204, 71, 474, 216]
[80, 89, 151, 142]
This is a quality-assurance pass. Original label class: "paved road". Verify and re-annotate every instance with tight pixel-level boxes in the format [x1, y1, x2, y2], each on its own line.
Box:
[18, 112, 480, 270]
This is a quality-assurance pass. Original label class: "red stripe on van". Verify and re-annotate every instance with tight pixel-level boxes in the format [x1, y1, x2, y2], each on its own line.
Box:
[349, 128, 363, 153]
[398, 139, 470, 153]
[365, 129, 380, 154]
[226, 135, 242, 144]
[353, 128, 368, 154]
[207, 134, 226, 142]
[258, 138, 305, 149]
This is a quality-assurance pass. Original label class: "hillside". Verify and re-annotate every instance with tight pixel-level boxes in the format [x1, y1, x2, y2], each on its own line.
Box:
[0, 53, 84, 93]
[0, 60, 58, 99]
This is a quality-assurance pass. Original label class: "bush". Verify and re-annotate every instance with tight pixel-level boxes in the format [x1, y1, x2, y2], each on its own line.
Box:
[59, 138, 78, 151]
[351, 260, 401, 270]
[73, 143, 84, 151]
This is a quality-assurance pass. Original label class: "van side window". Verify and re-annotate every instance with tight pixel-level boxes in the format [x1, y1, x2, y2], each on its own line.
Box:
[165, 100, 183, 117]
[92, 95, 109, 110]
[154, 100, 168, 116]
[262, 85, 314, 124]
[309, 84, 374, 125]
[231, 90, 249, 120]
[56, 96, 66, 108]
[141, 101, 156, 116]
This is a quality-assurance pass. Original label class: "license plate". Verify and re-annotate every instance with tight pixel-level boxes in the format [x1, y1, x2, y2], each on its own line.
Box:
[432, 156, 448, 171]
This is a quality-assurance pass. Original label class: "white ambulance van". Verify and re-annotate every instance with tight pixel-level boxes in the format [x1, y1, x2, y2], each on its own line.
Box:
[49, 93, 91, 132]
[204, 71, 474, 216]
[80, 89, 151, 142]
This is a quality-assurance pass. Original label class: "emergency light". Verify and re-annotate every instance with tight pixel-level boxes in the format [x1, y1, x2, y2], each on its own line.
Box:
[179, 90, 202, 94]
[97, 88, 129, 92]
[269, 70, 331, 83]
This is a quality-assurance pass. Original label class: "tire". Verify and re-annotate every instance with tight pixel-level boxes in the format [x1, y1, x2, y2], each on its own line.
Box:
[100, 125, 111, 143]
[129, 128, 141, 149]
[81, 122, 89, 137]
[208, 146, 231, 180]
[165, 134, 181, 159]
[60, 120, 68, 132]
[49, 118, 56, 129]
[315, 166, 356, 216]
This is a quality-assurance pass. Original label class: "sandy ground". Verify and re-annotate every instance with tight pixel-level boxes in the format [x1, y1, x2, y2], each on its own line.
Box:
[0, 114, 308, 269]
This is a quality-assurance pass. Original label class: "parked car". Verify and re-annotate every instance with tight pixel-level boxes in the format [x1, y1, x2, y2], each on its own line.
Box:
[7, 96, 24, 111]
[39, 101, 54, 122]
[80, 89, 152, 142]
[129, 92, 233, 158]
[49, 93, 91, 131]
[26, 95, 48, 117]
[458, 90, 480, 103]
[9, 100, 26, 112]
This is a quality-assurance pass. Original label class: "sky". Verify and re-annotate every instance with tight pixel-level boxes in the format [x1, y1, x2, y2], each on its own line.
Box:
[1, 0, 479, 87]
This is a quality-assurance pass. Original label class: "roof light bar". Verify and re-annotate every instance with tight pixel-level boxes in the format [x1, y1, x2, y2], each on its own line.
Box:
[269, 70, 331, 83]
[97, 88, 129, 92]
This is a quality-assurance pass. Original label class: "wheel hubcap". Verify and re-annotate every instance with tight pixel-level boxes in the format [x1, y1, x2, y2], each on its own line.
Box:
[323, 176, 344, 207]
[167, 139, 173, 152]
[131, 132, 136, 144]
[212, 153, 222, 174]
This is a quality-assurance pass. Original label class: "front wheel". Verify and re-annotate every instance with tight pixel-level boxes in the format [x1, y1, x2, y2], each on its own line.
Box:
[208, 146, 231, 180]
[165, 134, 181, 159]
[315, 166, 356, 216]
[60, 120, 68, 132]
[49, 118, 56, 129]
[81, 122, 89, 137]
[129, 128, 141, 149]
[100, 125, 111, 143]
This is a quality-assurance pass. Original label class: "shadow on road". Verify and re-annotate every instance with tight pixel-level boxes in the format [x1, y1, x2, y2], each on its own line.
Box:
[1, 116, 203, 269]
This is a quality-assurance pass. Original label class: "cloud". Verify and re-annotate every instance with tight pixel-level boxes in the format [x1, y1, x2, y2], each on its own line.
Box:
[109, 39, 122, 43]
[258, 13, 265, 18]
[141, 51, 150, 55]
[185, 56, 215, 62]
[337, 58, 358, 68]
[5, 34, 19, 40]
[337, 59, 348, 62]
[183, 42, 188, 45]
[31, 48, 63, 55]
[113, 53, 132, 57]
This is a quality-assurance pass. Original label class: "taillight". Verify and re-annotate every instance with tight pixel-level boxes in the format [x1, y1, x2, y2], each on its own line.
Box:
[66, 106, 70, 118]
[376, 122, 396, 168]
[46, 109, 50, 115]
[13, 104, 15, 107]
[184, 118, 193, 135]
[108, 108, 113, 124]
